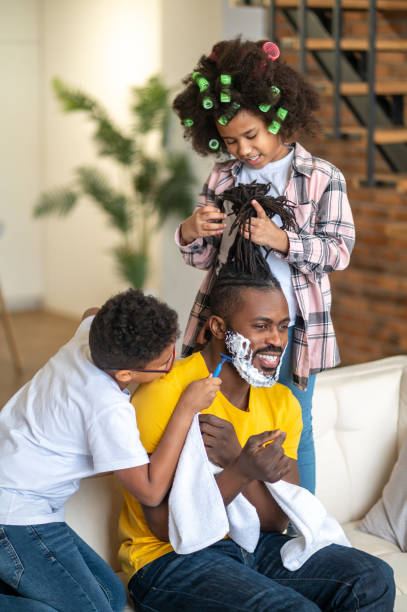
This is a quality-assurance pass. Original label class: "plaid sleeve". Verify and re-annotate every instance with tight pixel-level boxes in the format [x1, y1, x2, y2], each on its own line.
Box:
[283, 166, 355, 279]
[174, 172, 222, 271]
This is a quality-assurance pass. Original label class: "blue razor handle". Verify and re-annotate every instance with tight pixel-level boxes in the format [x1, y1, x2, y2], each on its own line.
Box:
[213, 353, 233, 377]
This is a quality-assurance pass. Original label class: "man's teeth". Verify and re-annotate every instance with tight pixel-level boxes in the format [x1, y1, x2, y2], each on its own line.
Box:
[258, 354, 278, 365]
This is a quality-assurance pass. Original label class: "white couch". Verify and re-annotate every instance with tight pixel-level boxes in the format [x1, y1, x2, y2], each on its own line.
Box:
[313, 355, 407, 611]
[65, 355, 407, 611]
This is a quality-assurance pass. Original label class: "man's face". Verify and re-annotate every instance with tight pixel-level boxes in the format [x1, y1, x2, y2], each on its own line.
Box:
[224, 288, 290, 387]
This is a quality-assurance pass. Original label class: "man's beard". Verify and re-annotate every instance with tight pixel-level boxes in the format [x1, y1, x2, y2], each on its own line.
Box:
[225, 329, 285, 388]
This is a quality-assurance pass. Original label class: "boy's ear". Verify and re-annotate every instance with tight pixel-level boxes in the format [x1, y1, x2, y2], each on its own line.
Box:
[208, 315, 227, 340]
[112, 369, 134, 385]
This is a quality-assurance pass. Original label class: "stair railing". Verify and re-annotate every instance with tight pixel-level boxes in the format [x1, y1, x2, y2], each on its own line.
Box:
[367, 0, 377, 186]
[333, 0, 342, 138]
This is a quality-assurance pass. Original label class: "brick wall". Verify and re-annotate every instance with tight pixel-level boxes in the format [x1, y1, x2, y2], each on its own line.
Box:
[330, 186, 407, 366]
[275, 5, 407, 365]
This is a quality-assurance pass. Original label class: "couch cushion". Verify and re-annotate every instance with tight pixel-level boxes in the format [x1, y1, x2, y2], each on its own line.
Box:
[344, 521, 407, 604]
[343, 521, 401, 556]
[314, 356, 407, 524]
[359, 435, 407, 552]
[117, 571, 135, 610]
[65, 472, 124, 572]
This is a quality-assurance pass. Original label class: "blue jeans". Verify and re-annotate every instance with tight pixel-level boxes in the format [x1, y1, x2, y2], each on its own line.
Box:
[129, 533, 395, 611]
[278, 326, 316, 494]
[0, 522, 127, 611]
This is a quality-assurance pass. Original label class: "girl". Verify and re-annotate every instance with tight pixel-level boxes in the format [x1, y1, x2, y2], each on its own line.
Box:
[173, 37, 355, 494]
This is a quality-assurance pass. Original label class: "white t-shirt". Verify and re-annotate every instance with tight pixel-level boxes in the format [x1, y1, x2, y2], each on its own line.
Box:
[0, 317, 149, 525]
[218, 148, 298, 325]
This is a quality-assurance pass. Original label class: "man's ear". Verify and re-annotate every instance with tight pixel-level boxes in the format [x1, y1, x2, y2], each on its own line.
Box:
[208, 315, 227, 340]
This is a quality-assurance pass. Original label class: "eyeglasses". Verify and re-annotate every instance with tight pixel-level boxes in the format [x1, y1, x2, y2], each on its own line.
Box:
[130, 346, 176, 374]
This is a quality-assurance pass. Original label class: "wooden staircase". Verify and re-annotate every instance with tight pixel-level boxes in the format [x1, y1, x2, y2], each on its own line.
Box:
[280, 35, 407, 51]
[231, 0, 407, 366]
[233, 0, 407, 185]
[236, 1, 407, 11]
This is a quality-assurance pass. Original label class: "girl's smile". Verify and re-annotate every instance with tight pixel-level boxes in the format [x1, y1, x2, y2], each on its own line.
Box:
[216, 109, 290, 169]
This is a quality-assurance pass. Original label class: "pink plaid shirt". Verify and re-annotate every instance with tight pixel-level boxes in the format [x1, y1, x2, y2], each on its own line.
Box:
[175, 143, 355, 389]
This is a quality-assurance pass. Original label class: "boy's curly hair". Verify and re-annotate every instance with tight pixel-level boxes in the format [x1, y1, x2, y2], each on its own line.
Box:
[173, 37, 320, 156]
[89, 288, 179, 371]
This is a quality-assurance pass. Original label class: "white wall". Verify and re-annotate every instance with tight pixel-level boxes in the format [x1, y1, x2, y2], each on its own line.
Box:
[0, 0, 43, 309]
[158, 0, 222, 332]
[222, 0, 266, 40]
[1, 0, 265, 324]
[40, 0, 162, 316]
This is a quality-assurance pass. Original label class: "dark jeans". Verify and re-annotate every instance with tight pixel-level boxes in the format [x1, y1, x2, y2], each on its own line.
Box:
[0, 522, 127, 611]
[129, 533, 395, 611]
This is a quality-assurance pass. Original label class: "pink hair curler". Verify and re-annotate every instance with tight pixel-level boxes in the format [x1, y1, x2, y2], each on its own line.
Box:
[262, 41, 280, 61]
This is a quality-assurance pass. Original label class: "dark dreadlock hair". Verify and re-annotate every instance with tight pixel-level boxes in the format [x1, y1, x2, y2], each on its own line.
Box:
[209, 260, 282, 322]
[173, 36, 320, 156]
[218, 182, 299, 278]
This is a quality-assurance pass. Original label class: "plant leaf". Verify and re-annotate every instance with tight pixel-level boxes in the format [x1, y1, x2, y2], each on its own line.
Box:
[93, 116, 134, 166]
[133, 156, 159, 203]
[131, 75, 170, 135]
[33, 187, 78, 217]
[113, 246, 148, 288]
[75, 166, 131, 233]
[154, 153, 195, 221]
[52, 77, 134, 166]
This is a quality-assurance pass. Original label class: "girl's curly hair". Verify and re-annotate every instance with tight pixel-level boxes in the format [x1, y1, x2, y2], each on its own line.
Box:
[173, 37, 320, 156]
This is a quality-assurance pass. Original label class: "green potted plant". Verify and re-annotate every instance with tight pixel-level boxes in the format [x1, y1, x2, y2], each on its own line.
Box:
[34, 75, 194, 288]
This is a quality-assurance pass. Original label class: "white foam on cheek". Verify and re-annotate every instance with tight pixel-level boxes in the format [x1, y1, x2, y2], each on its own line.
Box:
[225, 330, 280, 389]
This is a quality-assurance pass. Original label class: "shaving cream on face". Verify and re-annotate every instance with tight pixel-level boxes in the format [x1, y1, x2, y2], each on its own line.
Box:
[225, 330, 284, 388]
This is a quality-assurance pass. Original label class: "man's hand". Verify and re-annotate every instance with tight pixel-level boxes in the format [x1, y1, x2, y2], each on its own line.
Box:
[81, 307, 100, 320]
[199, 414, 241, 468]
[180, 206, 226, 244]
[242, 200, 289, 254]
[236, 430, 290, 483]
[176, 376, 222, 416]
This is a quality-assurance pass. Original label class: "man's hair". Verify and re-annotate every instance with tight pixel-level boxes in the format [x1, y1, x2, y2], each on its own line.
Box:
[173, 36, 320, 156]
[218, 182, 298, 279]
[209, 261, 282, 322]
[89, 288, 179, 371]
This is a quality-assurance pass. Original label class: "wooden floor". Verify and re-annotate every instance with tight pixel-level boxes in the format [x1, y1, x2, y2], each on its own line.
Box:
[0, 310, 79, 407]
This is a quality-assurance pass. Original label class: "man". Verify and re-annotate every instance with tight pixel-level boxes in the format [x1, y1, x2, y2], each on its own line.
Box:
[119, 264, 395, 611]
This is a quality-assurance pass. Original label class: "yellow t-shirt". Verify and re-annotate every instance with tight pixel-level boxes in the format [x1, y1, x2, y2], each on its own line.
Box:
[118, 352, 302, 581]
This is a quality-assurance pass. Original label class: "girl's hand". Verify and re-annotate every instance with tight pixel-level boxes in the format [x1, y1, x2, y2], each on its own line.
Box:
[176, 376, 222, 415]
[180, 206, 226, 244]
[199, 414, 241, 468]
[242, 200, 289, 255]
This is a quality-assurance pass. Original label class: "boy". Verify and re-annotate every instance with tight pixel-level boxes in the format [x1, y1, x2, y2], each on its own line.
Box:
[0, 288, 220, 612]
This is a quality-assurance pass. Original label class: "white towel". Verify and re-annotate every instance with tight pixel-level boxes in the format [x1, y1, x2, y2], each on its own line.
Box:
[168, 414, 229, 554]
[168, 415, 351, 569]
[264, 479, 351, 570]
